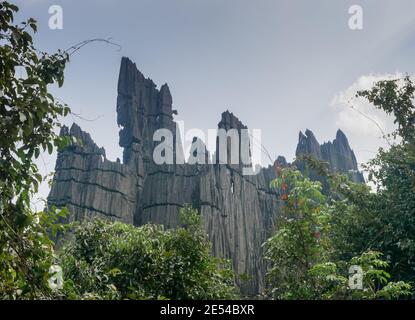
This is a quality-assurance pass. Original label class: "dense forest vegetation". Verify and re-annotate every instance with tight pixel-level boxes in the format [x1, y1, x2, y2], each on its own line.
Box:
[0, 1, 414, 299]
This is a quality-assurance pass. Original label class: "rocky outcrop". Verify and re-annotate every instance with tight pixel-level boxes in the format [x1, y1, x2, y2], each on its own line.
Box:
[48, 123, 138, 224]
[296, 128, 364, 183]
[321, 129, 364, 183]
[48, 57, 364, 296]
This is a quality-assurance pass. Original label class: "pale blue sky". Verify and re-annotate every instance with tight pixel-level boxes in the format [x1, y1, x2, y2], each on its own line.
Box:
[14, 0, 415, 202]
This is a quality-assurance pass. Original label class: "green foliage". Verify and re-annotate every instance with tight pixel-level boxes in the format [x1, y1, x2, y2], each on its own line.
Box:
[0, 1, 70, 203]
[357, 75, 415, 143]
[60, 206, 236, 300]
[265, 166, 413, 300]
[308, 251, 412, 300]
[0, 204, 68, 299]
[0, 1, 70, 299]
[265, 168, 332, 299]
[265, 75, 415, 299]
[329, 76, 415, 284]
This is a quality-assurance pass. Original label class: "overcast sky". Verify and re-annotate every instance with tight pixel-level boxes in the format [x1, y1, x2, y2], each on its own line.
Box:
[14, 0, 415, 204]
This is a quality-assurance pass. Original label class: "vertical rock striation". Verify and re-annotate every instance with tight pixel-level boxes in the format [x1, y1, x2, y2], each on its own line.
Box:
[48, 123, 138, 224]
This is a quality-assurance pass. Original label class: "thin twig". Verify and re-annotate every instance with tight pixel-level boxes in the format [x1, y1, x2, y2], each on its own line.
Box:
[55, 97, 103, 122]
[70, 111, 103, 122]
[348, 102, 392, 147]
[64, 38, 122, 56]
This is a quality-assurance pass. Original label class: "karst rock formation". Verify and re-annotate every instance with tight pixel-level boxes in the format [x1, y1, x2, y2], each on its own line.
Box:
[48, 57, 364, 296]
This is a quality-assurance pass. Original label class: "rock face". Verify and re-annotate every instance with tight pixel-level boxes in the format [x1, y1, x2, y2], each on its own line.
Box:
[48, 123, 138, 225]
[48, 57, 364, 296]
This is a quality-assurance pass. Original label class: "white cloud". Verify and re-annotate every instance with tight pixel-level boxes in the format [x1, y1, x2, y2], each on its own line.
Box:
[330, 73, 405, 167]
[331, 73, 401, 137]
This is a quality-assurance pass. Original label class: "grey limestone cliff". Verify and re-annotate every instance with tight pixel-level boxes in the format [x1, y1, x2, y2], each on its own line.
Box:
[48, 57, 364, 296]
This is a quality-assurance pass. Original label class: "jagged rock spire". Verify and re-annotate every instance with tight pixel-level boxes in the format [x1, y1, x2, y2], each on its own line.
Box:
[296, 129, 322, 159]
[117, 57, 176, 164]
[296, 128, 364, 183]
